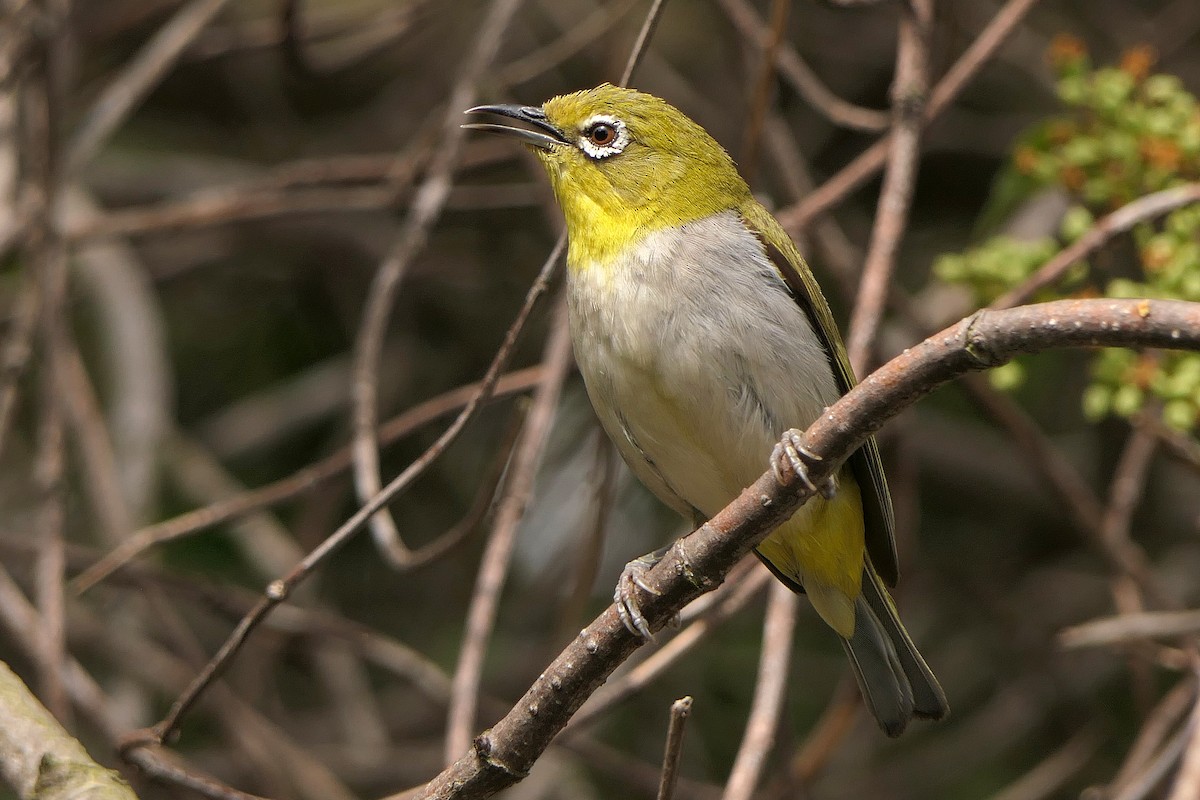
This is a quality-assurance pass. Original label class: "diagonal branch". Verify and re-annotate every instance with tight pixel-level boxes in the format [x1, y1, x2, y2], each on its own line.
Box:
[416, 297, 1200, 800]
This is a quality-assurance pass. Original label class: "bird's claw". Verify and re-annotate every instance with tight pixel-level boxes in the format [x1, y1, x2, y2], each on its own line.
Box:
[771, 429, 836, 499]
[615, 549, 668, 640]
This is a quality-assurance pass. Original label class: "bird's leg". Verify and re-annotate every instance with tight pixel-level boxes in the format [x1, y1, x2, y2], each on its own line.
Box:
[771, 428, 837, 499]
[614, 544, 672, 640]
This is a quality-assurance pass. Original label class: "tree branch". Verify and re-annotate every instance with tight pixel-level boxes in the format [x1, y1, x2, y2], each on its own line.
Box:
[416, 297, 1200, 800]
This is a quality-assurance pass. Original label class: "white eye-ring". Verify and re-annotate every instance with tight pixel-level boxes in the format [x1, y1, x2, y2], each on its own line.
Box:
[578, 115, 629, 159]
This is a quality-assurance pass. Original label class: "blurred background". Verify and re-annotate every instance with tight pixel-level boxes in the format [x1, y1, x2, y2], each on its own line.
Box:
[2, 0, 1200, 798]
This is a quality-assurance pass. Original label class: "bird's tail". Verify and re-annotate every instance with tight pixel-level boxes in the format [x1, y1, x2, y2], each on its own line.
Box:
[841, 566, 948, 737]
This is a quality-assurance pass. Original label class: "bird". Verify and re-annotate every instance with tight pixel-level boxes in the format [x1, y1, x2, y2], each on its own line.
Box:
[465, 83, 947, 736]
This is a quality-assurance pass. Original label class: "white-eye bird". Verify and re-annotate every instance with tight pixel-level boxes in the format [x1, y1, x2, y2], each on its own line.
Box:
[466, 84, 947, 736]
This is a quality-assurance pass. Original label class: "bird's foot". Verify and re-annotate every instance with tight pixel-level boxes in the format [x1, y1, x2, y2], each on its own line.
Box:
[771, 429, 836, 499]
[615, 545, 674, 640]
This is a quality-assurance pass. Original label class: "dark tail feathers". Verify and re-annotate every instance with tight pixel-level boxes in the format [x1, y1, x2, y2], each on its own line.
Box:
[840, 566, 948, 737]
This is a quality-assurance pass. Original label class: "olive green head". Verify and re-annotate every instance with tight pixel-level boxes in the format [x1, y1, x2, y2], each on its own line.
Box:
[466, 84, 751, 265]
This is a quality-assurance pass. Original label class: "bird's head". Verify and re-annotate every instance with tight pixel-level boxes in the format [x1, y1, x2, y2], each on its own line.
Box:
[466, 84, 750, 265]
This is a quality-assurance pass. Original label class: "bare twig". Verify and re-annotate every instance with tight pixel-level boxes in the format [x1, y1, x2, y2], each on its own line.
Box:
[58, 338, 134, 544]
[846, 0, 932, 374]
[66, 0, 235, 174]
[418, 298, 1200, 800]
[717, 0, 889, 132]
[124, 744, 271, 800]
[959, 374, 1104, 534]
[496, 0, 642, 86]
[656, 697, 693, 800]
[1166, 669, 1200, 800]
[991, 183, 1200, 310]
[775, 0, 1043, 234]
[1101, 425, 1164, 607]
[71, 366, 544, 594]
[0, 279, 38, 459]
[619, 0, 670, 86]
[351, 0, 525, 565]
[1061, 610, 1200, 649]
[445, 300, 574, 761]
[986, 728, 1098, 800]
[762, 678, 859, 799]
[1109, 678, 1196, 792]
[122, 235, 564, 751]
[738, 0, 789, 180]
[722, 583, 797, 800]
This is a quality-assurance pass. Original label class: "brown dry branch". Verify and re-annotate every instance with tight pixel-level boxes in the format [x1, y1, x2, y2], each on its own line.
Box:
[71, 365, 544, 594]
[0, 279, 38, 460]
[655, 697, 693, 800]
[417, 298, 1200, 800]
[351, 0, 526, 564]
[1106, 678, 1197, 794]
[1061, 610, 1200, 649]
[65, 0, 235, 175]
[717, 0, 889, 133]
[774, 0, 1043, 234]
[496, 0, 642, 86]
[761, 678, 860, 799]
[721, 583, 798, 800]
[985, 728, 1098, 800]
[738, 0, 790, 181]
[991, 183, 1200, 310]
[444, 301, 573, 760]
[115, 233, 565, 760]
[846, 0, 932, 374]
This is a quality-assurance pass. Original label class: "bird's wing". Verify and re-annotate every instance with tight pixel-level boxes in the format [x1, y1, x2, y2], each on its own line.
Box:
[738, 199, 899, 586]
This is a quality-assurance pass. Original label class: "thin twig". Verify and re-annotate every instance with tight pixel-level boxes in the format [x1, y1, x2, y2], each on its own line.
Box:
[721, 583, 797, 800]
[656, 697, 693, 800]
[986, 728, 1098, 800]
[1109, 678, 1196, 792]
[66, 0, 235, 174]
[846, 0, 932, 374]
[991, 183, 1200, 310]
[1061, 610, 1200, 649]
[57, 337, 133, 544]
[761, 678, 859, 799]
[0, 278, 38, 460]
[775, 0, 1043, 234]
[1101, 425, 1164, 606]
[124, 234, 564, 750]
[124, 745, 272, 800]
[1167, 664, 1200, 800]
[738, 0, 789, 180]
[619, 0, 669, 86]
[351, 0, 525, 565]
[496, 0, 642, 86]
[71, 365, 544, 594]
[444, 299, 574, 761]
[717, 0, 889, 132]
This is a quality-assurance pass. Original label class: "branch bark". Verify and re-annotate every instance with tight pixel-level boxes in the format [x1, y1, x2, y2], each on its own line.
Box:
[0, 660, 138, 800]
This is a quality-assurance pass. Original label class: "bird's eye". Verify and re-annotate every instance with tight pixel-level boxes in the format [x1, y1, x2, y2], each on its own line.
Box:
[577, 115, 628, 158]
[587, 123, 616, 146]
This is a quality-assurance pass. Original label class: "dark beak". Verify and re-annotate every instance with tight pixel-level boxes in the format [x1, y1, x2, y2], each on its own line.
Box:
[462, 104, 567, 151]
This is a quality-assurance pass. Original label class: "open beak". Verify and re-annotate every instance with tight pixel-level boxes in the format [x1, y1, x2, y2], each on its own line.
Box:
[462, 104, 568, 151]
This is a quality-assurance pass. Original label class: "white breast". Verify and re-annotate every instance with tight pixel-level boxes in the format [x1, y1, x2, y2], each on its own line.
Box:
[566, 210, 841, 520]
